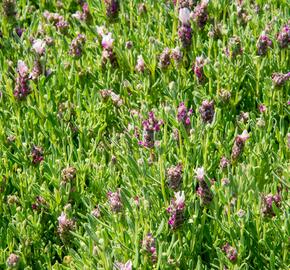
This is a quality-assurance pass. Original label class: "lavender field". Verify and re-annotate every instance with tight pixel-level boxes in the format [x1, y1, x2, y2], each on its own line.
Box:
[0, 0, 289, 269]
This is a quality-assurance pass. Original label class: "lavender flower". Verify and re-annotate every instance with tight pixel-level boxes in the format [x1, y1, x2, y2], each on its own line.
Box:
[193, 56, 207, 83]
[43, 11, 69, 33]
[277, 24, 290, 48]
[14, 60, 30, 100]
[208, 23, 223, 39]
[3, 0, 16, 17]
[167, 164, 183, 190]
[220, 156, 230, 169]
[15, 27, 24, 37]
[142, 233, 157, 263]
[29, 59, 42, 80]
[262, 193, 281, 217]
[139, 112, 163, 148]
[61, 166, 76, 184]
[177, 102, 193, 127]
[173, 0, 194, 9]
[104, 0, 119, 19]
[72, 2, 91, 22]
[258, 104, 267, 113]
[57, 212, 75, 240]
[91, 205, 101, 218]
[7, 253, 20, 268]
[219, 89, 231, 103]
[100, 32, 117, 66]
[256, 32, 273, 55]
[69, 34, 86, 57]
[167, 191, 185, 230]
[32, 39, 46, 55]
[159, 48, 171, 69]
[115, 260, 132, 270]
[271, 72, 290, 87]
[170, 47, 183, 65]
[225, 36, 243, 59]
[231, 130, 249, 160]
[100, 89, 123, 107]
[195, 167, 213, 205]
[107, 190, 123, 212]
[199, 100, 215, 124]
[32, 196, 48, 211]
[31, 146, 44, 164]
[178, 8, 192, 48]
[192, 0, 208, 29]
[135, 55, 145, 73]
[222, 243, 238, 262]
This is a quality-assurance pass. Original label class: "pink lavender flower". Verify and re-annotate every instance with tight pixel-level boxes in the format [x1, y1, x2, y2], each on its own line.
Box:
[43, 11, 69, 33]
[69, 34, 86, 57]
[220, 156, 230, 169]
[91, 205, 101, 218]
[256, 32, 273, 55]
[177, 102, 193, 127]
[104, 0, 119, 19]
[100, 89, 123, 107]
[107, 190, 123, 212]
[32, 39, 46, 55]
[7, 253, 20, 268]
[101, 32, 114, 50]
[193, 56, 207, 83]
[115, 260, 132, 270]
[170, 47, 183, 64]
[14, 60, 30, 100]
[159, 48, 171, 69]
[199, 100, 215, 123]
[192, 0, 209, 29]
[271, 72, 290, 87]
[225, 36, 243, 59]
[277, 24, 290, 48]
[167, 164, 183, 190]
[31, 146, 44, 164]
[195, 167, 213, 205]
[258, 104, 267, 113]
[32, 196, 48, 211]
[231, 130, 249, 160]
[72, 2, 91, 22]
[142, 233, 157, 263]
[29, 60, 42, 80]
[178, 8, 192, 48]
[222, 243, 237, 262]
[61, 166, 77, 184]
[262, 193, 281, 217]
[139, 112, 163, 148]
[173, 0, 194, 9]
[135, 55, 145, 73]
[57, 212, 75, 240]
[167, 191, 185, 230]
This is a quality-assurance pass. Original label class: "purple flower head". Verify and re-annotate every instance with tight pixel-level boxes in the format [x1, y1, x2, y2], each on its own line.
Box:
[178, 24, 192, 48]
[170, 47, 183, 64]
[142, 233, 157, 262]
[192, 0, 209, 29]
[173, 0, 194, 9]
[272, 72, 290, 87]
[258, 104, 267, 113]
[199, 100, 215, 123]
[15, 27, 24, 37]
[7, 253, 20, 268]
[159, 48, 171, 69]
[225, 36, 243, 59]
[167, 164, 183, 190]
[193, 56, 208, 83]
[104, 0, 119, 19]
[195, 167, 213, 204]
[136, 55, 145, 73]
[31, 146, 44, 164]
[220, 156, 230, 169]
[231, 130, 249, 160]
[101, 32, 114, 50]
[262, 193, 281, 217]
[107, 190, 123, 212]
[257, 32, 273, 55]
[167, 191, 185, 229]
[277, 24, 290, 48]
[57, 212, 75, 239]
[69, 34, 86, 57]
[222, 243, 237, 262]
[177, 102, 193, 126]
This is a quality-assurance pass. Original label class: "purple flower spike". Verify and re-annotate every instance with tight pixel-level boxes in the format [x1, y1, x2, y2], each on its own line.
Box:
[104, 0, 119, 19]
[14, 60, 30, 100]
[192, 0, 209, 29]
[231, 130, 249, 160]
[199, 100, 215, 123]
[262, 193, 281, 217]
[178, 8, 192, 48]
[257, 32, 273, 55]
[107, 190, 123, 212]
[277, 24, 290, 48]
[177, 102, 193, 127]
[142, 233, 157, 263]
[222, 243, 238, 262]
[193, 56, 208, 83]
[167, 191, 185, 230]
[167, 164, 183, 190]
[272, 72, 290, 87]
